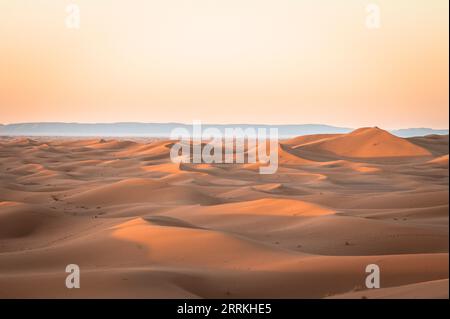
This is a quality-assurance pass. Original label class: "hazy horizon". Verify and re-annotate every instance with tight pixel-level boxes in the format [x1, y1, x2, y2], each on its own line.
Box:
[0, 122, 448, 139]
[0, 121, 449, 131]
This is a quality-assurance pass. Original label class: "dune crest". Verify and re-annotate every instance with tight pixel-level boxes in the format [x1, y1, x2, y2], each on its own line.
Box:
[427, 154, 449, 166]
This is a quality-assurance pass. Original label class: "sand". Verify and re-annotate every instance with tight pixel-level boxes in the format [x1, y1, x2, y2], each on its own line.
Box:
[0, 127, 448, 298]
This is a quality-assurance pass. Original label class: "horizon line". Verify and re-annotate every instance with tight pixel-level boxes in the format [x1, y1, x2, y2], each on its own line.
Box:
[1, 122, 449, 131]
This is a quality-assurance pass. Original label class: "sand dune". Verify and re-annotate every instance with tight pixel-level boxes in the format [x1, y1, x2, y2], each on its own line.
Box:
[67, 178, 220, 206]
[427, 154, 449, 167]
[328, 279, 449, 299]
[0, 130, 448, 298]
[294, 127, 432, 158]
[408, 135, 449, 156]
[283, 134, 342, 148]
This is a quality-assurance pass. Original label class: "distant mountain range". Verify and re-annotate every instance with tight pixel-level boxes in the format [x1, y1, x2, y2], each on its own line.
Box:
[0, 122, 447, 138]
[390, 128, 449, 138]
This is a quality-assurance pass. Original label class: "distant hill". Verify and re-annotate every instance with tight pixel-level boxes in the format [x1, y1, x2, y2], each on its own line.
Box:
[0, 122, 447, 138]
[391, 128, 449, 138]
[0, 122, 352, 138]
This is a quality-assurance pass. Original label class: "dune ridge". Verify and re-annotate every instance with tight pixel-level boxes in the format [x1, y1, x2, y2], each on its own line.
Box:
[292, 127, 432, 158]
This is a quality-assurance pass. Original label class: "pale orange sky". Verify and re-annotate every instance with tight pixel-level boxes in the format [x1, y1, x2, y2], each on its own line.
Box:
[0, 0, 448, 129]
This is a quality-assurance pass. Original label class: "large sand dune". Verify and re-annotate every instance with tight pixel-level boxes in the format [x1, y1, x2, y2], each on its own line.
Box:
[0, 128, 448, 298]
[290, 127, 432, 159]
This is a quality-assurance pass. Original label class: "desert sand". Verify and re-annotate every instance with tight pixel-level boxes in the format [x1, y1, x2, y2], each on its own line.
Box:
[0, 127, 448, 298]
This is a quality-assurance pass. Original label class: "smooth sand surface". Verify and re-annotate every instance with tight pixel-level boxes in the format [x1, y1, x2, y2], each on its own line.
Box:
[0, 128, 448, 298]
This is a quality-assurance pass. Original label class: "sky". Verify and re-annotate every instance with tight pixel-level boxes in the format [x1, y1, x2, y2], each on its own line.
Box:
[0, 0, 448, 129]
